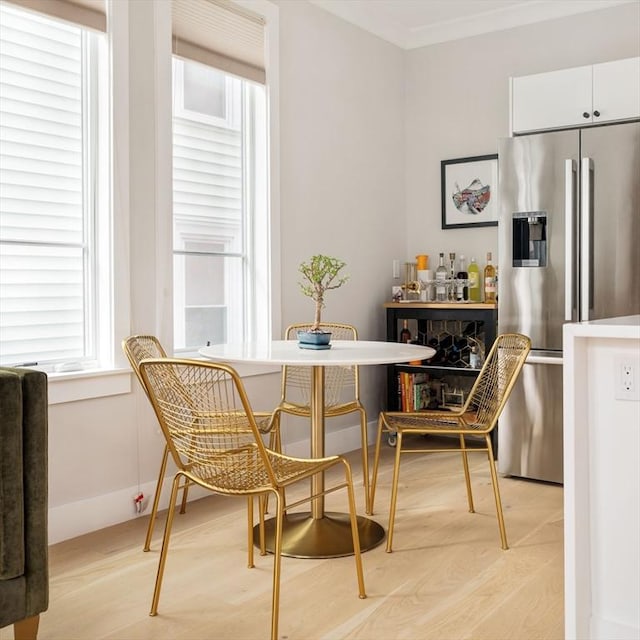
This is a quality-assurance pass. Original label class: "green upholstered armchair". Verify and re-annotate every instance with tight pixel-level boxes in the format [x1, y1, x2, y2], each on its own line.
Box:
[0, 367, 49, 640]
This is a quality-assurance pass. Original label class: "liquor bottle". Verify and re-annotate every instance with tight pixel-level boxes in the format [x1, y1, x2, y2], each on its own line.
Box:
[469, 345, 480, 369]
[448, 252, 456, 301]
[435, 253, 448, 302]
[456, 254, 468, 302]
[468, 257, 481, 302]
[484, 252, 497, 302]
[399, 320, 411, 343]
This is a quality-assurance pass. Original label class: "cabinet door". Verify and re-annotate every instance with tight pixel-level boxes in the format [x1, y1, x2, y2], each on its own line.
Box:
[512, 65, 592, 133]
[592, 57, 640, 123]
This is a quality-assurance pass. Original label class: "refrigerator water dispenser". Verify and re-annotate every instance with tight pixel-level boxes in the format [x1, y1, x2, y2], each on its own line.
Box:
[512, 211, 547, 267]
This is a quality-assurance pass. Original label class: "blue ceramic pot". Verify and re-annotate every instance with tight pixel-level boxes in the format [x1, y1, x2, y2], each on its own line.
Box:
[297, 330, 332, 349]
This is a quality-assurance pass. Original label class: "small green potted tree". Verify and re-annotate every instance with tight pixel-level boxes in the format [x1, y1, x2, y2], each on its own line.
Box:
[297, 254, 349, 349]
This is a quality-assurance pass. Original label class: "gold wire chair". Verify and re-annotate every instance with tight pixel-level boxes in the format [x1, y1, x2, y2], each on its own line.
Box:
[370, 333, 531, 552]
[139, 358, 366, 640]
[270, 323, 372, 512]
[122, 335, 278, 554]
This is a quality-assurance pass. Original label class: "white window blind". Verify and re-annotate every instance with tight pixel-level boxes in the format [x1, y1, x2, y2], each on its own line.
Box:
[172, 0, 265, 84]
[172, 59, 245, 349]
[0, 3, 104, 366]
[171, 0, 269, 352]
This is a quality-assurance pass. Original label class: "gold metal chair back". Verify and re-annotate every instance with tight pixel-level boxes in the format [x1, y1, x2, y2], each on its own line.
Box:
[456, 332, 532, 432]
[282, 323, 359, 408]
[123, 334, 167, 398]
[273, 322, 371, 512]
[139, 358, 366, 640]
[122, 334, 186, 552]
[371, 333, 531, 551]
[122, 334, 277, 554]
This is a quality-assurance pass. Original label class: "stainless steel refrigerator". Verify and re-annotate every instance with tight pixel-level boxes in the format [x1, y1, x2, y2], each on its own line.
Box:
[497, 121, 640, 483]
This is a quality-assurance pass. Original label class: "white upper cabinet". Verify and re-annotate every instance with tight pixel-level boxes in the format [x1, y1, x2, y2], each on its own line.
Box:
[511, 57, 640, 133]
[592, 57, 640, 123]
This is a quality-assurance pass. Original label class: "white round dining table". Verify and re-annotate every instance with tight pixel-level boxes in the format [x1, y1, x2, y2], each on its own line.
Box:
[199, 339, 435, 558]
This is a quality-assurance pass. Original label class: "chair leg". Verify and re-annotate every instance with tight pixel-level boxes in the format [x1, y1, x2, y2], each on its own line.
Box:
[247, 496, 254, 568]
[263, 413, 282, 516]
[150, 473, 182, 616]
[270, 490, 284, 640]
[358, 406, 371, 514]
[179, 479, 190, 515]
[13, 615, 39, 640]
[341, 459, 366, 599]
[386, 430, 404, 553]
[369, 414, 385, 514]
[486, 435, 509, 550]
[271, 411, 282, 453]
[258, 495, 267, 555]
[144, 444, 170, 552]
[459, 434, 475, 513]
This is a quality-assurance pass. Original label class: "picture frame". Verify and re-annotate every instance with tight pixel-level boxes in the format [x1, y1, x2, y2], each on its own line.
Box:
[441, 154, 498, 229]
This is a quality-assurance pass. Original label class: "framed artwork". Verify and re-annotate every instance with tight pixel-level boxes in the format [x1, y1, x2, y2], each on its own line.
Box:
[441, 154, 498, 229]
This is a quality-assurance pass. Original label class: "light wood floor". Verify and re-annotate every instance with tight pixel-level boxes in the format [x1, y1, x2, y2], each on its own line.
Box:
[8, 441, 564, 640]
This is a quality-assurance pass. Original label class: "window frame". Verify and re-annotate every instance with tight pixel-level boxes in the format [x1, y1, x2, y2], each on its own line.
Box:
[47, 0, 131, 402]
[171, 57, 269, 354]
[8, 0, 280, 404]
[0, 2, 113, 372]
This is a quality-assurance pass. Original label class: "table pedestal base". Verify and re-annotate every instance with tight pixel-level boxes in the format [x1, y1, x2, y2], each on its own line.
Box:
[252, 511, 385, 559]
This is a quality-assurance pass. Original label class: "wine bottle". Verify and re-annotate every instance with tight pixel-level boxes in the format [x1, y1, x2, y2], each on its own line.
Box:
[448, 252, 456, 301]
[399, 319, 411, 343]
[469, 345, 480, 369]
[468, 257, 481, 302]
[484, 252, 497, 303]
[456, 254, 468, 302]
[435, 253, 448, 302]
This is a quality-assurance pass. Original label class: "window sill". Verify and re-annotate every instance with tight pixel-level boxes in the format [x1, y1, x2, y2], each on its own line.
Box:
[46, 361, 279, 405]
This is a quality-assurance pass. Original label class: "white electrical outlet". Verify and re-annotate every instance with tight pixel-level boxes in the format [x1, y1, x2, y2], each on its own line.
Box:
[615, 355, 640, 401]
[392, 259, 400, 279]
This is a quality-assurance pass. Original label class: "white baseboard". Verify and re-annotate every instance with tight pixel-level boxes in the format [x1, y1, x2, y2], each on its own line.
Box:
[48, 419, 378, 545]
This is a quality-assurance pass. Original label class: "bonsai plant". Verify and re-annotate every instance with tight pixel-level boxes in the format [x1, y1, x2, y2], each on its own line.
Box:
[297, 254, 348, 346]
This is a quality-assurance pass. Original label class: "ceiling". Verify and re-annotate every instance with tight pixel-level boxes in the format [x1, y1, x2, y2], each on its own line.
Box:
[308, 0, 636, 49]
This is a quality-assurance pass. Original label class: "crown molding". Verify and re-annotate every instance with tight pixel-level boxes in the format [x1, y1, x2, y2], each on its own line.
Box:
[308, 0, 638, 50]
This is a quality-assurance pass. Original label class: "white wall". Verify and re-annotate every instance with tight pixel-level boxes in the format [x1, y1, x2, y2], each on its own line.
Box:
[274, 0, 406, 446]
[46, 0, 640, 543]
[404, 1, 640, 268]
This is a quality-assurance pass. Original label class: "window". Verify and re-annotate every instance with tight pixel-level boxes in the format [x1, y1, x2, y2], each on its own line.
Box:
[0, 3, 109, 369]
[172, 57, 268, 351]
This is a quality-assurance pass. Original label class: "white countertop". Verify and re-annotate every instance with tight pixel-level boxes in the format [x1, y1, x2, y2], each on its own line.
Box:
[564, 315, 640, 340]
[200, 339, 435, 366]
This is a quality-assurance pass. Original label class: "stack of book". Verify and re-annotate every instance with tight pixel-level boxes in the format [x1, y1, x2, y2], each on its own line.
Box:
[398, 372, 431, 412]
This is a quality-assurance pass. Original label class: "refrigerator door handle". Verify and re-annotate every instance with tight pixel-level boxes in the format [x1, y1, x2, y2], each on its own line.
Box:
[580, 158, 593, 321]
[527, 351, 563, 365]
[565, 159, 576, 322]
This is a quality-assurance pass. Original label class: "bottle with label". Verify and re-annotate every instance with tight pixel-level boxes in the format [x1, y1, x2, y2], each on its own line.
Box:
[456, 254, 468, 302]
[435, 253, 448, 302]
[484, 252, 497, 303]
[448, 252, 456, 301]
[469, 345, 480, 369]
[399, 319, 411, 343]
[468, 257, 481, 302]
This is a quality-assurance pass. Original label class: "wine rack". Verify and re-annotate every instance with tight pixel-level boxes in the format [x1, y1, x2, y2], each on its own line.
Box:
[384, 301, 498, 417]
